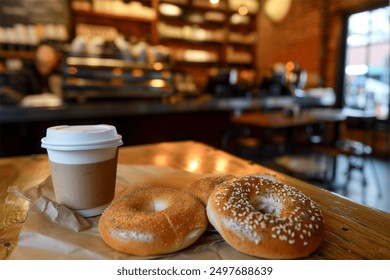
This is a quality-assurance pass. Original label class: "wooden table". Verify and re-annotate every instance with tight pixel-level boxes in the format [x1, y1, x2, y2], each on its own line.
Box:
[228, 109, 347, 151]
[230, 109, 346, 133]
[0, 141, 389, 259]
[230, 111, 321, 129]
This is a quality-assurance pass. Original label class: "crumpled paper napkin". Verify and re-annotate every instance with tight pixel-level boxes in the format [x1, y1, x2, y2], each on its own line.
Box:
[8, 182, 91, 232]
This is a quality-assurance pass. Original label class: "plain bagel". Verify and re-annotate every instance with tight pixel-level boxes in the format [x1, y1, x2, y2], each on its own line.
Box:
[188, 175, 236, 206]
[207, 175, 324, 259]
[99, 187, 208, 256]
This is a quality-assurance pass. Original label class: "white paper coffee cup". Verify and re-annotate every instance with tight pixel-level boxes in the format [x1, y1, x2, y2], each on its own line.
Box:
[41, 124, 123, 217]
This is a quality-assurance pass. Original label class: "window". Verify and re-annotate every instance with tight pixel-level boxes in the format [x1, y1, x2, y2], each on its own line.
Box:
[343, 6, 389, 120]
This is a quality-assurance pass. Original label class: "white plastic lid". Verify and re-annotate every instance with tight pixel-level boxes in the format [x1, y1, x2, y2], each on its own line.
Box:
[41, 124, 123, 151]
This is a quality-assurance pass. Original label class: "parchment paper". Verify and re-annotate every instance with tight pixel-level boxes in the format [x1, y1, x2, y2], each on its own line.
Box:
[8, 164, 262, 260]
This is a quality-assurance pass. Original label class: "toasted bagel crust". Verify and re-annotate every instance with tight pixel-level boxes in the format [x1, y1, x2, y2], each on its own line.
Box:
[99, 187, 207, 256]
[188, 175, 236, 206]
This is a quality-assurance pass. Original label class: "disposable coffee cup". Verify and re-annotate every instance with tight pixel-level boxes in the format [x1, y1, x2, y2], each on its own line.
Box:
[41, 124, 123, 217]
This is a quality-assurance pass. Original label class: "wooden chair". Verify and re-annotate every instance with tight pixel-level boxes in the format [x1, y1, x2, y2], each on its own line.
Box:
[309, 114, 382, 199]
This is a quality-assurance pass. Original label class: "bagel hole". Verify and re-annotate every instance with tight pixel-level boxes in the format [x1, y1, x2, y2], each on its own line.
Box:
[140, 199, 168, 212]
[153, 199, 168, 212]
[250, 195, 283, 216]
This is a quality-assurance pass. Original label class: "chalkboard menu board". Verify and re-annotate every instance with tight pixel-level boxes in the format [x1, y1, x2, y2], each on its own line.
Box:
[0, 0, 70, 27]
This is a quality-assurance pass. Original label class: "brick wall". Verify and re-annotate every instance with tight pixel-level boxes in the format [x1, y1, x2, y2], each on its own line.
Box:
[255, 0, 389, 156]
[256, 0, 323, 88]
[255, 0, 388, 90]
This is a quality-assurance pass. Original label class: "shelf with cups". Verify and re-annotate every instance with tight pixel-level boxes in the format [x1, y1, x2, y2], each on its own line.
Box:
[156, 0, 258, 68]
[158, 0, 227, 26]
[0, 22, 69, 63]
[69, 0, 259, 89]
[157, 2, 229, 47]
[71, 9, 158, 44]
[159, 0, 227, 12]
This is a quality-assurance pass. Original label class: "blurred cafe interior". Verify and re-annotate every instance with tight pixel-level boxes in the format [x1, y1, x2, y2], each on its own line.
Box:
[0, 0, 389, 212]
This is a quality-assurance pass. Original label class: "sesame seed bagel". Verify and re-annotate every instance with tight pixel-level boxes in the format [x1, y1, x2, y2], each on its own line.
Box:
[207, 175, 324, 259]
[99, 187, 208, 256]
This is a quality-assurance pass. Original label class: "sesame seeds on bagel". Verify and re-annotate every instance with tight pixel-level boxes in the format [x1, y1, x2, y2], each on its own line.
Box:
[207, 175, 324, 259]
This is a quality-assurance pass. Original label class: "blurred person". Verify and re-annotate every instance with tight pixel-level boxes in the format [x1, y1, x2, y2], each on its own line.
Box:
[0, 42, 61, 105]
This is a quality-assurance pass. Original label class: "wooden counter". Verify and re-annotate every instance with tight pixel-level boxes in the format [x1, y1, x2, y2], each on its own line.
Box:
[0, 95, 336, 157]
[0, 95, 335, 123]
[1, 141, 389, 259]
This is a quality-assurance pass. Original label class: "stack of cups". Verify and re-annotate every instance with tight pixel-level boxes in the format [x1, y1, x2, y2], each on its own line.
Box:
[41, 124, 123, 217]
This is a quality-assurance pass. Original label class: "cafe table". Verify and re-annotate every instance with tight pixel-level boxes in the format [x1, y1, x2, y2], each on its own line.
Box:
[230, 110, 324, 129]
[228, 108, 376, 144]
[228, 108, 347, 169]
[230, 108, 346, 143]
[0, 141, 389, 259]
